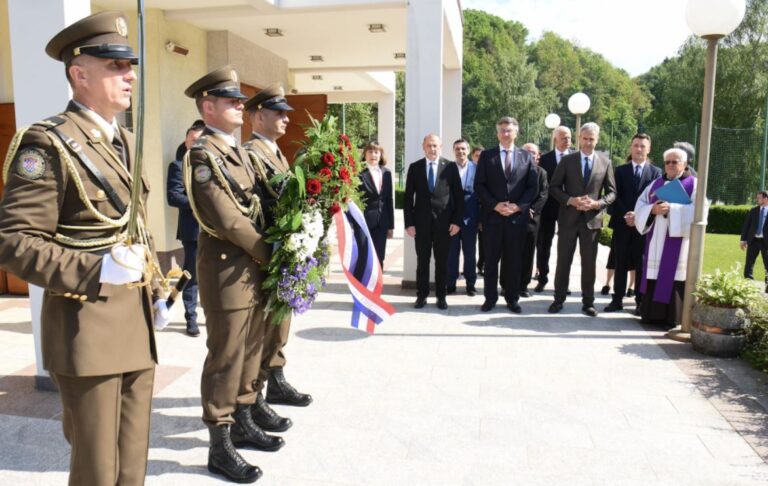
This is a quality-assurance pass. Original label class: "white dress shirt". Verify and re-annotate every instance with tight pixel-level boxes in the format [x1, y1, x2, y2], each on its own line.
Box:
[368, 164, 383, 192]
[72, 100, 119, 141]
[498, 145, 515, 172]
[207, 125, 237, 147]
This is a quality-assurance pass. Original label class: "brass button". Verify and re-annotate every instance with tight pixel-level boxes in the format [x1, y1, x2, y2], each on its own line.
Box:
[79, 295, 87, 301]
[96, 190, 106, 199]
[64, 292, 72, 298]
[220, 253, 227, 260]
[71, 293, 80, 299]
[240, 183, 246, 190]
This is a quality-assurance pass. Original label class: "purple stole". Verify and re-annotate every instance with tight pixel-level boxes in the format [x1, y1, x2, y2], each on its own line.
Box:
[639, 176, 696, 304]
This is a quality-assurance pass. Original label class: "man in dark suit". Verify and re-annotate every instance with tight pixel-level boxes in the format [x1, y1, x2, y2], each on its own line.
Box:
[604, 133, 662, 313]
[167, 120, 205, 336]
[548, 122, 617, 317]
[404, 134, 463, 310]
[474, 117, 539, 313]
[447, 138, 479, 296]
[535, 126, 574, 292]
[740, 191, 768, 292]
[518, 143, 548, 297]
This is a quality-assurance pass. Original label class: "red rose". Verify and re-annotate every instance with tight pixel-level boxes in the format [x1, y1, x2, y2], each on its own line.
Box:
[322, 152, 335, 166]
[319, 167, 332, 179]
[332, 186, 340, 194]
[307, 197, 317, 205]
[340, 134, 352, 149]
[347, 154, 355, 165]
[339, 168, 350, 182]
[306, 178, 322, 195]
[331, 202, 341, 214]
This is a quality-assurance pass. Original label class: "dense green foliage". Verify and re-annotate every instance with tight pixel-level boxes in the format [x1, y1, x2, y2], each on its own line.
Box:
[707, 205, 752, 234]
[694, 265, 762, 308]
[744, 296, 768, 372]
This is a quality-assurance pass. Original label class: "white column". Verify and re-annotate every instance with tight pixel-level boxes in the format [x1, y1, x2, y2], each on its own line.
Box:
[442, 68, 462, 148]
[403, 0, 444, 287]
[7, 0, 90, 390]
[376, 91, 395, 174]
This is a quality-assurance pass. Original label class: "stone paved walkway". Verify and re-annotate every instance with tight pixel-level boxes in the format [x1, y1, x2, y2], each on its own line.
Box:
[1, 216, 768, 485]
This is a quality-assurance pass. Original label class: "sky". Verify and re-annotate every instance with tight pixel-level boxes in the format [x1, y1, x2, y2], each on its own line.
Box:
[462, 0, 694, 77]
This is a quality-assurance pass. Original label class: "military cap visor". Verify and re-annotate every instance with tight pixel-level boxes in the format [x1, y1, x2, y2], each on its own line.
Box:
[185, 66, 246, 99]
[244, 83, 295, 112]
[46, 11, 137, 64]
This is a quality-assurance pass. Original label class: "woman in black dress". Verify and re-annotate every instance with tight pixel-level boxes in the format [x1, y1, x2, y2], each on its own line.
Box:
[358, 141, 395, 269]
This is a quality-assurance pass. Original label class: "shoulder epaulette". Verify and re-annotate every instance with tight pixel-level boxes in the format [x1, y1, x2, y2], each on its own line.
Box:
[33, 115, 66, 130]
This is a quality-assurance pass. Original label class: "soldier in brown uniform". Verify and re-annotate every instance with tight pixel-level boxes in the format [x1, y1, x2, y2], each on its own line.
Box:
[242, 84, 313, 420]
[183, 67, 284, 484]
[0, 12, 166, 486]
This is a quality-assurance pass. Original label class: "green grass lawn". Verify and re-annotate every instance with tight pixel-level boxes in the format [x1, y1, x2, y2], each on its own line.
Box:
[704, 233, 764, 281]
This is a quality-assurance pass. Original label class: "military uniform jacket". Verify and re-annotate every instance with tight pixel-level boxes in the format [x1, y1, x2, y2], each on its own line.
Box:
[243, 133, 290, 227]
[0, 101, 158, 377]
[186, 129, 271, 311]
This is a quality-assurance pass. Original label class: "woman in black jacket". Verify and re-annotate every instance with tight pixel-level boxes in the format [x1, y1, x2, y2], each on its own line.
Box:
[358, 141, 395, 269]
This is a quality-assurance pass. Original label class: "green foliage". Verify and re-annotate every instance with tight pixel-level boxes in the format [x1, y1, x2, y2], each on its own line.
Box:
[707, 205, 752, 234]
[598, 227, 613, 247]
[743, 295, 768, 372]
[395, 188, 404, 210]
[327, 103, 378, 147]
[694, 264, 762, 308]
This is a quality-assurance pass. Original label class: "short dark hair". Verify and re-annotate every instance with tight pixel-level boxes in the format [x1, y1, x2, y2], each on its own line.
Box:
[759, 191, 768, 198]
[631, 133, 652, 144]
[453, 138, 469, 147]
[187, 119, 205, 134]
[472, 145, 484, 154]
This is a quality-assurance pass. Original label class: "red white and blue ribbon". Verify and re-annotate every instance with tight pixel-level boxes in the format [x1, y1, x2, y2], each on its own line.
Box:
[333, 201, 395, 333]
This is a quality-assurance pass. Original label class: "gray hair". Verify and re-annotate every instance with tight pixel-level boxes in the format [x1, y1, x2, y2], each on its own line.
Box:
[663, 147, 688, 163]
[496, 116, 519, 129]
[553, 125, 572, 136]
[580, 122, 600, 135]
[522, 142, 540, 154]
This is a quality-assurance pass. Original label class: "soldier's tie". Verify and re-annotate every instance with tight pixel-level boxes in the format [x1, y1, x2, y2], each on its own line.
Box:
[112, 135, 127, 167]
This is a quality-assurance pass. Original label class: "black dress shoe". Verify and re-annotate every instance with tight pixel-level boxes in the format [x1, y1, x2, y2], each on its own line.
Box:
[601, 285, 610, 295]
[251, 393, 292, 432]
[266, 368, 313, 407]
[436, 299, 448, 310]
[481, 301, 495, 312]
[548, 302, 563, 313]
[231, 405, 285, 452]
[582, 305, 598, 317]
[534, 282, 546, 292]
[626, 288, 635, 298]
[603, 302, 623, 313]
[634, 307, 642, 317]
[519, 289, 530, 298]
[466, 286, 477, 297]
[208, 425, 262, 483]
[186, 321, 201, 337]
[566, 290, 572, 295]
[413, 297, 426, 309]
[507, 302, 522, 313]
[446, 286, 457, 295]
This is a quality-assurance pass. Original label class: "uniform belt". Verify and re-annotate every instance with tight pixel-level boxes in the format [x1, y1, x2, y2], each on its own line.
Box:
[49, 126, 127, 214]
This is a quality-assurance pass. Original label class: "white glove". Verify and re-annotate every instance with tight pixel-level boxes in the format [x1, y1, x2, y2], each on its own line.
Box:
[100, 244, 145, 285]
[153, 299, 170, 331]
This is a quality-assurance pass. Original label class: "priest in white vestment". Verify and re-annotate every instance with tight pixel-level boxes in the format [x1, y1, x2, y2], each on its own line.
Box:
[632, 147, 703, 327]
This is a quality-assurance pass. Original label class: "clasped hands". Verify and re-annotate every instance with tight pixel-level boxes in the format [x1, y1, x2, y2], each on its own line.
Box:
[651, 201, 670, 216]
[494, 201, 521, 217]
[567, 195, 600, 212]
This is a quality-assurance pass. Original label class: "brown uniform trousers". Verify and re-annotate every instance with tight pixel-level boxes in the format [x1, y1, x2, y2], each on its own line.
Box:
[187, 130, 271, 426]
[244, 135, 293, 392]
[0, 102, 159, 486]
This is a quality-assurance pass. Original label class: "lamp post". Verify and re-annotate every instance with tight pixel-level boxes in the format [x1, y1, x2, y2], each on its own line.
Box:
[674, 0, 746, 342]
[544, 113, 560, 150]
[568, 92, 590, 149]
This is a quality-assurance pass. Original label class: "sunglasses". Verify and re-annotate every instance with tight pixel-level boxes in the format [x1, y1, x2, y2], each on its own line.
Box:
[664, 160, 682, 165]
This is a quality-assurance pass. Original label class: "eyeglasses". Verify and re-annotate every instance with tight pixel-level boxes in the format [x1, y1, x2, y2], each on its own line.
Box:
[664, 160, 682, 165]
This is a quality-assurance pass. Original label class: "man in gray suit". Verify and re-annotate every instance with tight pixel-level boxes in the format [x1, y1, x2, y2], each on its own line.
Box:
[547, 122, 616, 316]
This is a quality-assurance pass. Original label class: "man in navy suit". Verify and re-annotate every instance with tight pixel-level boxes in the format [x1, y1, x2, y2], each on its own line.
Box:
[167, 120, 205, 336]
[447, 139, 479, 296]
[404, 134, 463, 310]
[740, 191, 768, 292]
[605, 133, 662, 313]
[474, 117, 539, 313]
[518, 143, 548, 297]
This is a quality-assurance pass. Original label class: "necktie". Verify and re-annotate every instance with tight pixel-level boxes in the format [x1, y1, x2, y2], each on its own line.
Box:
[428, 162, 435, 192]
[112, 135, 126, 167]
[760, 208, 766, 236]
[633, 165, 642, 189]
[583, 157, 592, 183]
[504, 149, 512, 179]
[276, 148, 283, 161]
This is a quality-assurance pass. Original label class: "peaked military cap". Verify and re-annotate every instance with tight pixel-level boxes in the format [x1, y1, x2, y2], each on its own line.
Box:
[244, 83, 294, 112]
[184, 66, 247, 99]
[46, 11, 138, 64]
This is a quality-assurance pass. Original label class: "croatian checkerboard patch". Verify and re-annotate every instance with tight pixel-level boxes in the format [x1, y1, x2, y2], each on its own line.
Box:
[15, 149, 46, 180]
[194, 165, 212, 183]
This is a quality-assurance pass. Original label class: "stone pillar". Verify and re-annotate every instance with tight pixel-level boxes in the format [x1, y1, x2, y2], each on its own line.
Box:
[376, 91, 396, 175]
[7, 0, 90, 390]
[442, 68, 463, 150]
[402, 0, 444, 288]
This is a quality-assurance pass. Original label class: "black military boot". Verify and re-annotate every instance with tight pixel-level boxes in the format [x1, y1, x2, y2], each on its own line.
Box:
[251, 392, 292, 432]
[208, 424, 262, 483]
[266, 367, 313, 407]
[231, 405, 285, 452]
